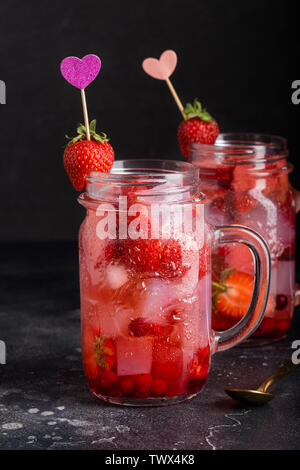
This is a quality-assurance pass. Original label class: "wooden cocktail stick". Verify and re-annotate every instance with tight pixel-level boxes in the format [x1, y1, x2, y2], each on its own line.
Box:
[81, 89, 91, 140]
[142, 50, 187, 120]
[165, 78, 186, 119]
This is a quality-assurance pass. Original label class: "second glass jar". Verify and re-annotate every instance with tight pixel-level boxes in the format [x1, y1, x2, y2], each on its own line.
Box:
[189, 133, 296, 343]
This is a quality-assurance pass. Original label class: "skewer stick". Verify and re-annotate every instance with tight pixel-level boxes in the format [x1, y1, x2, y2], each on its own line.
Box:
[81, 88, 90, 140]
[166, 78, 186, 120]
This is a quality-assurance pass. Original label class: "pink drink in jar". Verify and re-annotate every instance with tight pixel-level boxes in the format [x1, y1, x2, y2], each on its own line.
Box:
[78, 160, 271, 405]
[189, 134, 298, 344]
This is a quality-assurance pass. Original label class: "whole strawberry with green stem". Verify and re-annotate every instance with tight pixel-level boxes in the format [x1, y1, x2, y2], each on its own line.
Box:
[177, 100, 219, 158]
[63, 119, 114, 190]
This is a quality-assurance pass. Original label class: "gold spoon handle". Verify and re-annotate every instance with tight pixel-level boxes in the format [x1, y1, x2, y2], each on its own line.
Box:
[258, 360, 297, 393]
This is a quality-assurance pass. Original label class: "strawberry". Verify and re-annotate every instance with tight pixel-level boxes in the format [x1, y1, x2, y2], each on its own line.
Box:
[189, 347, 210, 382]
[177, 100, 219, 158]
[129, 317, 151, 337]
[213, 270, 274, 319]
[135, 374, 153, 394]
[100, 370, 118, 389]
[63, 120, 114, 190]
[151, 379, 167, 396]
[118, 238, 163, 273]
[234, 192, 257, 214]
[129, 317, 167, 338]
[160, 239, 190, 279]
[117, 237, 189, 279]
[119, 377, 136, 396]
[94, 334, 116, 370]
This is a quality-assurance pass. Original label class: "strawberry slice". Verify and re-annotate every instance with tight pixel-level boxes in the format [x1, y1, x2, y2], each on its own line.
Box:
[213, 270, 274, 319]
[213, 271, 253, 319]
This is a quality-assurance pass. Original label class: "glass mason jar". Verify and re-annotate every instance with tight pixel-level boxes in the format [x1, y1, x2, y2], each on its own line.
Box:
[189, 133, 298, 344]
[78, 160, 270, 406]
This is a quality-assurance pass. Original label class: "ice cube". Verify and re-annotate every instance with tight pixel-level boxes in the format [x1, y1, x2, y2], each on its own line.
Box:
[270, 260, 295, 296]
[238, 195, 295, 265]
[97, 299, 133, 339]
[139, 278, 191, 324]
[225, 243, 254, 275]
[105, 263, 128, 290]
[204, 203, 232, 227]
[116, 336, 153, 376]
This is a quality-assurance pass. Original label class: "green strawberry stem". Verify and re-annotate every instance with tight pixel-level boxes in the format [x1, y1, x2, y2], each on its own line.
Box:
[212, 268, 236, 310]
[65, 120, 109, 145]
[184, 99, 214, 122]
[212, 281, 227, 292]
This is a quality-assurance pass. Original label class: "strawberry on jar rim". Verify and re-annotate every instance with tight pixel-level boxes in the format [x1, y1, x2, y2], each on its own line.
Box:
[63, 120, 114, 191]
[177, 100, 219, 158]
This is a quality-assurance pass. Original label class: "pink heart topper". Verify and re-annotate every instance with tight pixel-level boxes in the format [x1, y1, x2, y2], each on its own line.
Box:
[142, 50, 177, 80]
[60, 54, 101, 90]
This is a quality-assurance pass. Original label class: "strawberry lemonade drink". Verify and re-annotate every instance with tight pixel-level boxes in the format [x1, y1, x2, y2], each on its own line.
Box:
[78, 160, 271, 406]
[189, 134, 298, 343]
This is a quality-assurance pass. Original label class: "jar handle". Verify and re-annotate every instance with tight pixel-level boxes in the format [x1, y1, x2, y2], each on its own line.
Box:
[212, 225, 271, 352]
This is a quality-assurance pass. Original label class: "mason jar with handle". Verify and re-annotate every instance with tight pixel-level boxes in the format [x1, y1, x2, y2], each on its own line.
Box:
[78, 159, 271, 406]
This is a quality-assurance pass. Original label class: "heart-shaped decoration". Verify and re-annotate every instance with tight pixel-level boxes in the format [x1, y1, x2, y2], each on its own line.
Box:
[60, 54, 101, 89]
[142, 50, 177, 80]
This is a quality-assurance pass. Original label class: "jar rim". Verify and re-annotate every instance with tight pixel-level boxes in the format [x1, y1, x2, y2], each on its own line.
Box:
[189, 133, 289, 164]
[87, 159, 199, 183]
[81, 159, 204, 204]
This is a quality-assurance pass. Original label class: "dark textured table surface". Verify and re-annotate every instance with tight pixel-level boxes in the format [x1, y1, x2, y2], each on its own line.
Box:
[0, 242, 299, 450]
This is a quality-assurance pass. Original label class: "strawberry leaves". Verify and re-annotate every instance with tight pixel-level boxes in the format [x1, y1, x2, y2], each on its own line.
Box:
[94, 334, 115, 370]
[66, 119, 109, 145]
[184, 99, 214, 122]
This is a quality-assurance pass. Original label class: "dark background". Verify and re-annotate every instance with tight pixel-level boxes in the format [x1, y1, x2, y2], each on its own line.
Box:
[0, 0, 299, 241]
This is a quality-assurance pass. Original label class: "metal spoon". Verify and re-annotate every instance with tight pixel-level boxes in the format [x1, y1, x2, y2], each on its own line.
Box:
[226, 359, 298, 405]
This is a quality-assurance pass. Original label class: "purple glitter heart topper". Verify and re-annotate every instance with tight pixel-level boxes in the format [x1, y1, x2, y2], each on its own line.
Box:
[60, 54, 101, 89]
